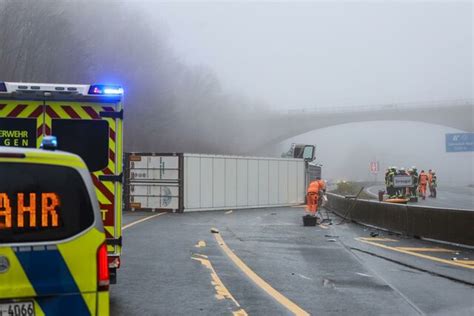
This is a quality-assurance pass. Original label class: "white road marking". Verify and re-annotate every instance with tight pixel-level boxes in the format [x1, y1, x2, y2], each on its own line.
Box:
[122, 212, 166, 230]
[297, 273, 313, 280]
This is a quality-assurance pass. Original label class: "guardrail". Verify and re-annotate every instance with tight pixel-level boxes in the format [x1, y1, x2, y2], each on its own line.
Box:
[326, 193, 474, 247]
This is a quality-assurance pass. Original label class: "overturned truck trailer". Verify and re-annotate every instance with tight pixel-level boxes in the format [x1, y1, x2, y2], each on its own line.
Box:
[124, 153, 306, 212]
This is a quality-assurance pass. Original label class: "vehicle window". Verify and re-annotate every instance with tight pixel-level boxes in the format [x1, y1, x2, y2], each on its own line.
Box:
[52, 119, 109, 172]
[0, 163, 94, 243]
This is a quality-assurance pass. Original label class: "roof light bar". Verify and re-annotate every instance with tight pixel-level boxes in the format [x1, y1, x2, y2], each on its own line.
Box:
[88, 84, 123, 96]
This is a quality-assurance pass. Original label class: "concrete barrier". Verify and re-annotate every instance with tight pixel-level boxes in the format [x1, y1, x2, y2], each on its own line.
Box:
[327, 193, 474, 246]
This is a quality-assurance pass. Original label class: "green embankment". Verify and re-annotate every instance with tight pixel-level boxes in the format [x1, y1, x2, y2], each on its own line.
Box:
[329, 181, 376, 200]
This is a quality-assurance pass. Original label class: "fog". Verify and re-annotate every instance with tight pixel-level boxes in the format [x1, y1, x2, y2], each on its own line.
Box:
[155, 1, 472, 108]
[0, 0, 472, 185]
[276, 121, 474, 186]
[0, 0, 275, 154]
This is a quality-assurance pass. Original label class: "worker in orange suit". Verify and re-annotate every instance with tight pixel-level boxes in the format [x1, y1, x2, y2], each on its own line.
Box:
[306, 180, 320, 216]
[316, 178, 327, 206]
[418, 170, 429, 200]
[427, 169, 433, 197]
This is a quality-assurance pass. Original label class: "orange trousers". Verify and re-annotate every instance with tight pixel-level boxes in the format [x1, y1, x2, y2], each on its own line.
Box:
[419, 184, 427, 197]
[306, 192, 319, 214]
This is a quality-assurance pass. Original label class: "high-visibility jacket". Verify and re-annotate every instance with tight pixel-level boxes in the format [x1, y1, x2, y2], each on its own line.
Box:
[419, 173, 428, 185]
[431, 175, 437, 187]
[411, 172, 419, 186]
[387, 171, 395, 186]
[307, 181, 320, 194]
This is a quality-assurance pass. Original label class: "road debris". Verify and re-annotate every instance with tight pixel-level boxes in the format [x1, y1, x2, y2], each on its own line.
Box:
[195, 240, 206, 248]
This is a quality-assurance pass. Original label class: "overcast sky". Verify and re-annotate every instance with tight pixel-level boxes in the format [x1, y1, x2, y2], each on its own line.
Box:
[141, 1, 473, 184]
[150, 1, 473, 109]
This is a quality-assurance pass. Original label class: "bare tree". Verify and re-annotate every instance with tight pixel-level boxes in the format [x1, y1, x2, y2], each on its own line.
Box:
[0, 0, 271, 155]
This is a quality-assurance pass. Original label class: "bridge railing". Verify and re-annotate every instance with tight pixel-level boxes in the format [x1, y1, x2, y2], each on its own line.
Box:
[281, 99, 473, 115]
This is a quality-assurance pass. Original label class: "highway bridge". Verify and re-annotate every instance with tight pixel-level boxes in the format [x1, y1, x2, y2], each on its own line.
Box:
[240, 100, 474, 153]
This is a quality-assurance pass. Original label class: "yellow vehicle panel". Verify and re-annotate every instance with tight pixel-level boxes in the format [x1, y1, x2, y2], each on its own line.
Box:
[0, 98, 123, 257]
[0, 148, 109, 315]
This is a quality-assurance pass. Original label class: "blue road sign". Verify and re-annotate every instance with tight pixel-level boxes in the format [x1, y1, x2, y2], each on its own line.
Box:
[446, 133, 474, 152]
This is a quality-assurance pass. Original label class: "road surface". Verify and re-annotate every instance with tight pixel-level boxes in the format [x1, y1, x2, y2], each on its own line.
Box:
[110, 208, 474, 315]
[366, 185, 474, 210]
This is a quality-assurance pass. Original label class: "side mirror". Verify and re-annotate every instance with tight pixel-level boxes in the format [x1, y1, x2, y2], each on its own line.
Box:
[302, 145, 315, 161]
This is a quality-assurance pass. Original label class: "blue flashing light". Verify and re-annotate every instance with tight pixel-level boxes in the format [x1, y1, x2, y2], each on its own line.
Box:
[40, 136, 58, 150]
[88, 84, 123, 96]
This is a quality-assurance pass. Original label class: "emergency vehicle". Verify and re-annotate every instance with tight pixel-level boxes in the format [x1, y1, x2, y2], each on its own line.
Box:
[0, 82, 123, 282]
[0, 145, 109, 315]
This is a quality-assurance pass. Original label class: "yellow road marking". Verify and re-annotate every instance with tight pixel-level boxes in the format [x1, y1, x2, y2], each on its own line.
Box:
[396, 247, 457, 253]
[359, 237, 398, 242]
[233, 309, 248, 316]
[193, 253, 209, 259]
[192, 255, 246, 315]
[453, 260, 474, 265]
[195, 240, 207, 248]
[214, 232, 310, 316]
[122, 212, 166, 230]
[356, 238, 474, 270]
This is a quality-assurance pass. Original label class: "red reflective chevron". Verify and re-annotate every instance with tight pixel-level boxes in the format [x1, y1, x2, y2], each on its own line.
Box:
[61, 105, 81, 119]
[82, 106, 100, 119]
[7, 104, 27, 117]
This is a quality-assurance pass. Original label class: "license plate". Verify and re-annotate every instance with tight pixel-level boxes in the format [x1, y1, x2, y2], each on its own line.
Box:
[0, 301, 35, 316]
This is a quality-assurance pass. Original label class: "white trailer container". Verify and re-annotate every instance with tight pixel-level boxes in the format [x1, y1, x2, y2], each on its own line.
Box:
[125, 153, 306, 212]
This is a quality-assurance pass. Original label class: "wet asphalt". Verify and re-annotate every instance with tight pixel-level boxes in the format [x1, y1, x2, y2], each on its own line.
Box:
[111, 207, 474, 315]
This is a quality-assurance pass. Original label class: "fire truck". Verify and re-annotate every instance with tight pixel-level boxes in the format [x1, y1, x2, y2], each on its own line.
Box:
[0, 82, 123, 283]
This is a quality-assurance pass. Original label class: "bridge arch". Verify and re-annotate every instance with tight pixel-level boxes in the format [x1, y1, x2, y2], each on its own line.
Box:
[253, 100, 474, 149]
